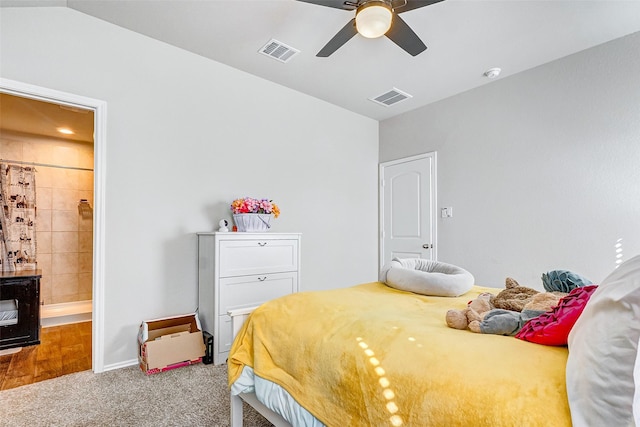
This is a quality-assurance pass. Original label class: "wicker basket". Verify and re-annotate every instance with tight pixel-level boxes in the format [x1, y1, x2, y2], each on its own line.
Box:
[233, 213, 272, 232]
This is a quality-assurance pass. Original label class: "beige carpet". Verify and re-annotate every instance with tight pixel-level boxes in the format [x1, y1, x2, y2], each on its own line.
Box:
[0, 362, 273, 427]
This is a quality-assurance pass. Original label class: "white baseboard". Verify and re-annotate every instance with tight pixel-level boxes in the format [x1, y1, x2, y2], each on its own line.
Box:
[102, 358, 138, 372]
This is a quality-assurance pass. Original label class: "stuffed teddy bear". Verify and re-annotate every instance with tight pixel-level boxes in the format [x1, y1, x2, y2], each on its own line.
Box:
[492, 277, 541, 312]
[524, 291, 566, 311]
[467, 292, 564, 335]
[445, 293, 495, 330]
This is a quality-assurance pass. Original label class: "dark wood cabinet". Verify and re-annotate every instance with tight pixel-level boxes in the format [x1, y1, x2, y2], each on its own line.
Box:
[0, 270, 41, 350]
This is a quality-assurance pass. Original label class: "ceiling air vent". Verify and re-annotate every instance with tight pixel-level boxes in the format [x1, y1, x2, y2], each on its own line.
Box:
[369, 88, 413, 107]
[259, 39, 300, 63]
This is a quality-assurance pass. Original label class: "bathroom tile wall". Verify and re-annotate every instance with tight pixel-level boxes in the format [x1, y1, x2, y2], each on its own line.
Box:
[0, 131, 93, 305]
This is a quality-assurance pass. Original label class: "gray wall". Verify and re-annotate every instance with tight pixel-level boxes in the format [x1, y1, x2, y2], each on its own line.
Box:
[1, 7, 379, 369]
[380, 31, 640, 289]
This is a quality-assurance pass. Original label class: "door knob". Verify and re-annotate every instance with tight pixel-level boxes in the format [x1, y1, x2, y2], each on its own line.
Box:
[422, 244, 432, 249]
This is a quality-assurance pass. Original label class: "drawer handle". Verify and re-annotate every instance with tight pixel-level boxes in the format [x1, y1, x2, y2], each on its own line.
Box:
[258, 242, 267, 247]
[258, 276, 267, 281]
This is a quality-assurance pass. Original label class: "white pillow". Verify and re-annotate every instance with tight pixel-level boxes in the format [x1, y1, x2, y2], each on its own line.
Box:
[566, 255, 640, 426]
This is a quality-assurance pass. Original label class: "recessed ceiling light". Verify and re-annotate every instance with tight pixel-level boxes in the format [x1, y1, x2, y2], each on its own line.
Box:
[57, 127, 75, 135]
[484, 68, 502, 79]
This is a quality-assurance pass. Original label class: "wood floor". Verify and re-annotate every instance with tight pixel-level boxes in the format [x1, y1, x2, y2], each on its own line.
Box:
[0, 321, 92, 391]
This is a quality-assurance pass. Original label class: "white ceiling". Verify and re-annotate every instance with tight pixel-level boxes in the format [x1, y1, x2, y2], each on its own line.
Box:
[4, 0, 640, 121]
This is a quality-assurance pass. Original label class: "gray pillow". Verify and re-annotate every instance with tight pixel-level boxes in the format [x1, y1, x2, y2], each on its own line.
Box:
[541, 270, 592, 293]
[379, 258, 474, 297]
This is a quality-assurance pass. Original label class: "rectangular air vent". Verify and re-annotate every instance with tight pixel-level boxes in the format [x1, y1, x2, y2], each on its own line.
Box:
[259, 39, 300, 63]
[369, 87, 413, 107]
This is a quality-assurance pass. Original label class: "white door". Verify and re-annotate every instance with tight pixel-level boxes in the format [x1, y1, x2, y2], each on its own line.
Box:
[379, 152, 436, 268]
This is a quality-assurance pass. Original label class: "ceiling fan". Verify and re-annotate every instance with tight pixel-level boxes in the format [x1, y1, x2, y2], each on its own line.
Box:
[297, 0, 444, 57]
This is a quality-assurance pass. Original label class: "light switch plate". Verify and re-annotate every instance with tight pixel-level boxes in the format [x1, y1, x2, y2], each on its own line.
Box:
[441, 207, 453, 218]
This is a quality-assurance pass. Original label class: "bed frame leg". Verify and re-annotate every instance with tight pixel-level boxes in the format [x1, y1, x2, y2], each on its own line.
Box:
[231, 393, 244, 427]
[228, 307, 259, 427]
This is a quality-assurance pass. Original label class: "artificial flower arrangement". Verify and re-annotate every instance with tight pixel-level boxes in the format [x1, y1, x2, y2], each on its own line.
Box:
[230, 197, 280, 218]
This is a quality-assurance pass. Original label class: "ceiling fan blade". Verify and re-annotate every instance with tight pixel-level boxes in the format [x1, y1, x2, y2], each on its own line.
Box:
[296, 0, 356, 11]
[392, 0, 445, 14]
[317, 18, 358, 57]
[385, 14, 427, 56]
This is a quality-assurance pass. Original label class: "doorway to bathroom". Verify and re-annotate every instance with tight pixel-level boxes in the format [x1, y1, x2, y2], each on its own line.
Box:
[0, 78, 107, 374]
[0, 92, 93, 383]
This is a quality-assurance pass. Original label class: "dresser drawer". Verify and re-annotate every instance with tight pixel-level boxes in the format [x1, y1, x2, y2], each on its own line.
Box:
[219, 239, 298, 277]
[218, 272, 297, 313]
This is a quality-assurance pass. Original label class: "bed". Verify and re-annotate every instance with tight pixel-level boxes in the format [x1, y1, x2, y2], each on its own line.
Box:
[227, 256, 640, 427]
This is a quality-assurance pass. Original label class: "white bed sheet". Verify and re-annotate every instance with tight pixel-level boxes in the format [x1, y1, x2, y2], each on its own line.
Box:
[231, 366, 325, 427]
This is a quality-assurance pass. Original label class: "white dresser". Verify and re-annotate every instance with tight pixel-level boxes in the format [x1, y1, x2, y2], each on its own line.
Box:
[197, 232, 301, 365]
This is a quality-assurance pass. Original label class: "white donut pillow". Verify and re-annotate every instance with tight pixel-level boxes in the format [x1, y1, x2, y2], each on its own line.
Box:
[379, 258, 474, 297]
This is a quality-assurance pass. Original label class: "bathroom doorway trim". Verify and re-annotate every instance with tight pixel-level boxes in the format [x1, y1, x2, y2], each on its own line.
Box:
[0, 78, 107, 373]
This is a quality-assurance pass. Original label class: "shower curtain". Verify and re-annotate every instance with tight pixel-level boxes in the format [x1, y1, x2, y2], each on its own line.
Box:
[0, 163, 37, 272]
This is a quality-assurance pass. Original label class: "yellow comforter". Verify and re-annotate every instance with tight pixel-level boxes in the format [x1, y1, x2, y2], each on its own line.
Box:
[228, 282, 571, 426]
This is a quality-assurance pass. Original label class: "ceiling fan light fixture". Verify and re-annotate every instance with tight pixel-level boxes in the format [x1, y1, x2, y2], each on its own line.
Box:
[355, 1, 393, 39]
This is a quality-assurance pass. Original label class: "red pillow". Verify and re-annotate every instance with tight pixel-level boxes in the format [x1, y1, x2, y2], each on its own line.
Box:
[515, 285, 598, 346]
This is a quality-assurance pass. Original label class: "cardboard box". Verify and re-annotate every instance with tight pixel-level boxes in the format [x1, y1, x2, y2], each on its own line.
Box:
[138, 313, 206, 375]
